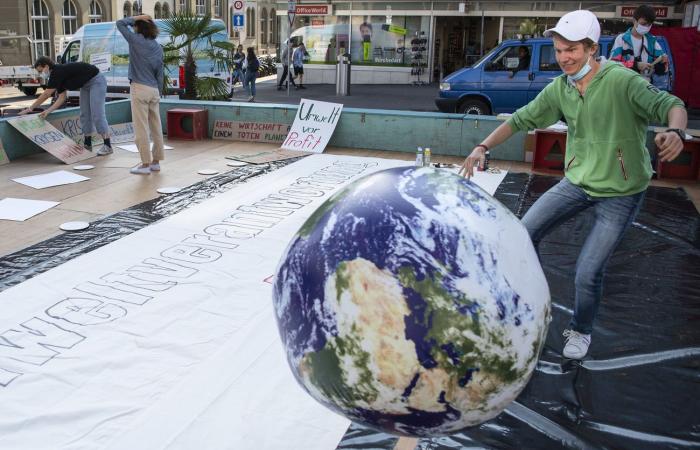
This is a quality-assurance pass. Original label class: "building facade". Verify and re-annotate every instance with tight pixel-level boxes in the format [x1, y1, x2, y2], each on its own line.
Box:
[9, 0, 115, 62]
[274, 0, 686, 83]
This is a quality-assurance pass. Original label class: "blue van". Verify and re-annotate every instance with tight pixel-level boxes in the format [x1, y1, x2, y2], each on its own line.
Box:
[435, 36, 674, 115]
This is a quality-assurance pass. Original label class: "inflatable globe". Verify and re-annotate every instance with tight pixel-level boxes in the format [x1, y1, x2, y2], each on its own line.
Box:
[273, 166, 550, 436]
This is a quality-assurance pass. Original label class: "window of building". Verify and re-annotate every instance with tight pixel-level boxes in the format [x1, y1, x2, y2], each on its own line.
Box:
[195, 0, 205, 16]
[246, 7, 255, 37]
[162, 2, 170, 17]
[269, 8, 276, 44]
[62, 0, 78, 35]
[123, 1, 131, 17]
[154, 2, 162, 18]
[260, 8, 267, 44]
[289, 16, 351, 64]
[178, 0, 186, 13]
[214, 0, 221, 17]
[89, 0, 103, 23]
[31, 0, 51, 57]
[133, 0, 142, 14]
[346, 16, 429, 66]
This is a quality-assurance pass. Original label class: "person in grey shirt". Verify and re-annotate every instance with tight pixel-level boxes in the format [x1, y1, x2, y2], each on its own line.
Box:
[116, 14, 165, 175]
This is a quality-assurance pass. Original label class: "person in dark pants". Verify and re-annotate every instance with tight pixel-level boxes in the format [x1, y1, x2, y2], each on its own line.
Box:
[277, 40, 297, 90]
[244, 47, 260, 102]
[20, 57, 112, 154]
[292, 43, 307, 89]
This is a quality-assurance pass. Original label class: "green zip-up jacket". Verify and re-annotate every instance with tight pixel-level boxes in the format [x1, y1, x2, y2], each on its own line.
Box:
[507, 60, 684, 197]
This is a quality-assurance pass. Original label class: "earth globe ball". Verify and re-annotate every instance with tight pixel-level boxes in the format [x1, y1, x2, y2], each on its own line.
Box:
[273, 166, 550, 437]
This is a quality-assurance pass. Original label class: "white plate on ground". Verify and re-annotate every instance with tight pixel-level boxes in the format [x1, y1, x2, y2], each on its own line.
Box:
[157, 187, 182, 194]
[198, 169, 219, 175]
[60, 221, 89, 231]
[73, 165, 95, 171]
[226, 161, 248, 167]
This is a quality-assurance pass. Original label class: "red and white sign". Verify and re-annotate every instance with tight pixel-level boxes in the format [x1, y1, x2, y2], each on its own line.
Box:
[618, 6, 668, 19]
[232, 0, 244, 13]
[295, 4, 329, 16]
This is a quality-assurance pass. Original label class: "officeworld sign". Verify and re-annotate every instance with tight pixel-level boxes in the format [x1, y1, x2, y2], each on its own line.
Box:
[295, 4, 330, 15]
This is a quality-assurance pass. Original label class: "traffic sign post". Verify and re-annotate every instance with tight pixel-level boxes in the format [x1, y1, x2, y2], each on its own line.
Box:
[287, 1, 296, 97]
[232, 0, 245, 33]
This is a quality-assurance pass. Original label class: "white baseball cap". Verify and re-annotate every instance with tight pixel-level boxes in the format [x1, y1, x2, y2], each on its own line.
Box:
[544, 10, 601, 43]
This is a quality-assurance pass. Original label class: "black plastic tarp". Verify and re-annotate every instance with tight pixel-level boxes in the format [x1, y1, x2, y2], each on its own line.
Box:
[336, 174, 700, 450]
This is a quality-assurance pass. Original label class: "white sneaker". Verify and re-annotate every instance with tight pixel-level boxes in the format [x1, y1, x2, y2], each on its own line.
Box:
[96, 145, 113, 156]
[130, 165, 151, 175]
[562, 330, 591, 359]
[150, 162, 161, 171]
[248, 96, 255, 102]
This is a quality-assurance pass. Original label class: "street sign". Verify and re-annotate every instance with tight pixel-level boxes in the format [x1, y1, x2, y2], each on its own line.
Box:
[232, 14, 244, 30]
[232, 0, 244, 13]
[288, 0, 296, 27]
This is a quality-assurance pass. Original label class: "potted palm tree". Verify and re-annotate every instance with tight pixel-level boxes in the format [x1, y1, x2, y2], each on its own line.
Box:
[161, 11, 228, 100]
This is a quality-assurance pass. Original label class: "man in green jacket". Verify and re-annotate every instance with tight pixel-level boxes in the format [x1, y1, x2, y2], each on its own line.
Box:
[460, 10, 687, 360]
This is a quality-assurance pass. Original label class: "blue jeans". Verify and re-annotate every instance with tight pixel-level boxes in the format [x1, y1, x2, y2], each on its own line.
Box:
[79, 73, 109, 136]
[244, 71, 256, 96]
[522, 177, 646, 334]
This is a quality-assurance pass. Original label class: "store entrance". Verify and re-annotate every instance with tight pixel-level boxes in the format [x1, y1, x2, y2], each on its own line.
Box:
[433, 16, 498, 81]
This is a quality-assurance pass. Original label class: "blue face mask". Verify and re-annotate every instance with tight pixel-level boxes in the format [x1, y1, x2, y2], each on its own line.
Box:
[567, 55, 592, 84]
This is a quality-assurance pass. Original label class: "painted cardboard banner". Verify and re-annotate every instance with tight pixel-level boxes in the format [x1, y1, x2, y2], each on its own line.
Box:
[281, 99, 342, 154]
[225, 148, 311, 164]
[49, 116, 135, 146]
[213, 120, 291, 144]
[0, 138, 9, 165]
[8, 116, 92, 164]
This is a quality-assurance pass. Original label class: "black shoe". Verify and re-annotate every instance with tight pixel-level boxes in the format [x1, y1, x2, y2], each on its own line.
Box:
[277, 85, 282, 90]
[300, 85, 307, 89]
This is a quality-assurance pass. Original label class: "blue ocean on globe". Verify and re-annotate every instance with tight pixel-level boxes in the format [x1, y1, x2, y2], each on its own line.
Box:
[273, 166, 550, 436]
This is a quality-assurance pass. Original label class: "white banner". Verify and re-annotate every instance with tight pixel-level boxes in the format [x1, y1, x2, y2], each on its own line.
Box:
[281, 99, 342, 154]
[0, 155, 411, 450]
[8, 116, 92, 164]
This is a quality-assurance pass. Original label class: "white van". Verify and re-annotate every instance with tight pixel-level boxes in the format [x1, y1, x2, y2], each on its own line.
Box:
[59, 19, 232, 101]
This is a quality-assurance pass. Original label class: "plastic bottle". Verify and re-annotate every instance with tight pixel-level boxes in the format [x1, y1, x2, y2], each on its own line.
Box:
[424, 148, 431, 167]
[415, 147, 424, 167]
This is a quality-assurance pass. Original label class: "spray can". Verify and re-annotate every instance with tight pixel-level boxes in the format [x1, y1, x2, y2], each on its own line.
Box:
[415, 147, 424, 167]
[424, 148, 431, 167]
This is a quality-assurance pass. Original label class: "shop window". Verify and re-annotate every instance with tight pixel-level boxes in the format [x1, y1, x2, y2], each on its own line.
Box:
[349, 16, 429, 67]
[289, 16, 350, 64]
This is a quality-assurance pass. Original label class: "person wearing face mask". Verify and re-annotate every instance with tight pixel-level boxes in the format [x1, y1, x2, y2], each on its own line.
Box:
[458, 10, 687, 360]
[610, 5, 668, 82]
[19, 57, 112, 154]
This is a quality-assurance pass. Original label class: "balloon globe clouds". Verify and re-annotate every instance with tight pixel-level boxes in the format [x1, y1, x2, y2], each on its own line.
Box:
[273, 167, 550, 436]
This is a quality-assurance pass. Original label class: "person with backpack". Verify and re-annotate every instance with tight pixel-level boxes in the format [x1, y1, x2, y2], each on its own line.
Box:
[610, 5, 668, 83]
[243, 47, 260, 102]
[232, 44, 245, 89]
[277, 40, 297, 90]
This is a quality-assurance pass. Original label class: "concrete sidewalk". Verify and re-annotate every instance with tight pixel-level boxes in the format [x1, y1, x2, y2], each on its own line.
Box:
[230, 76, 440, 112]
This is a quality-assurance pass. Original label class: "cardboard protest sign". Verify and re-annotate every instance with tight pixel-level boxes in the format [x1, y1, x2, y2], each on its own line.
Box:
[225, 149, 312, 164]
[8, 116, 92, 164]
[281, 99, 342, 154]
[0, 138, 9, 165]
[213, 120, 291, 144]
[49, 116, 135, 145]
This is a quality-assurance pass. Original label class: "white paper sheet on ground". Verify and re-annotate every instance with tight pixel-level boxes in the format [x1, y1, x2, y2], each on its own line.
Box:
[116, 143, 174, 153]
[12, 170, 89, 189]
[0, 157, 508, 449]
[0, 197, 60, 221]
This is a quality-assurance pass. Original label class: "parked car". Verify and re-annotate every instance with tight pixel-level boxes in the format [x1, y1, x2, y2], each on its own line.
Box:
[435, 36, 674, 115]
[58, 19, 232, 102]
